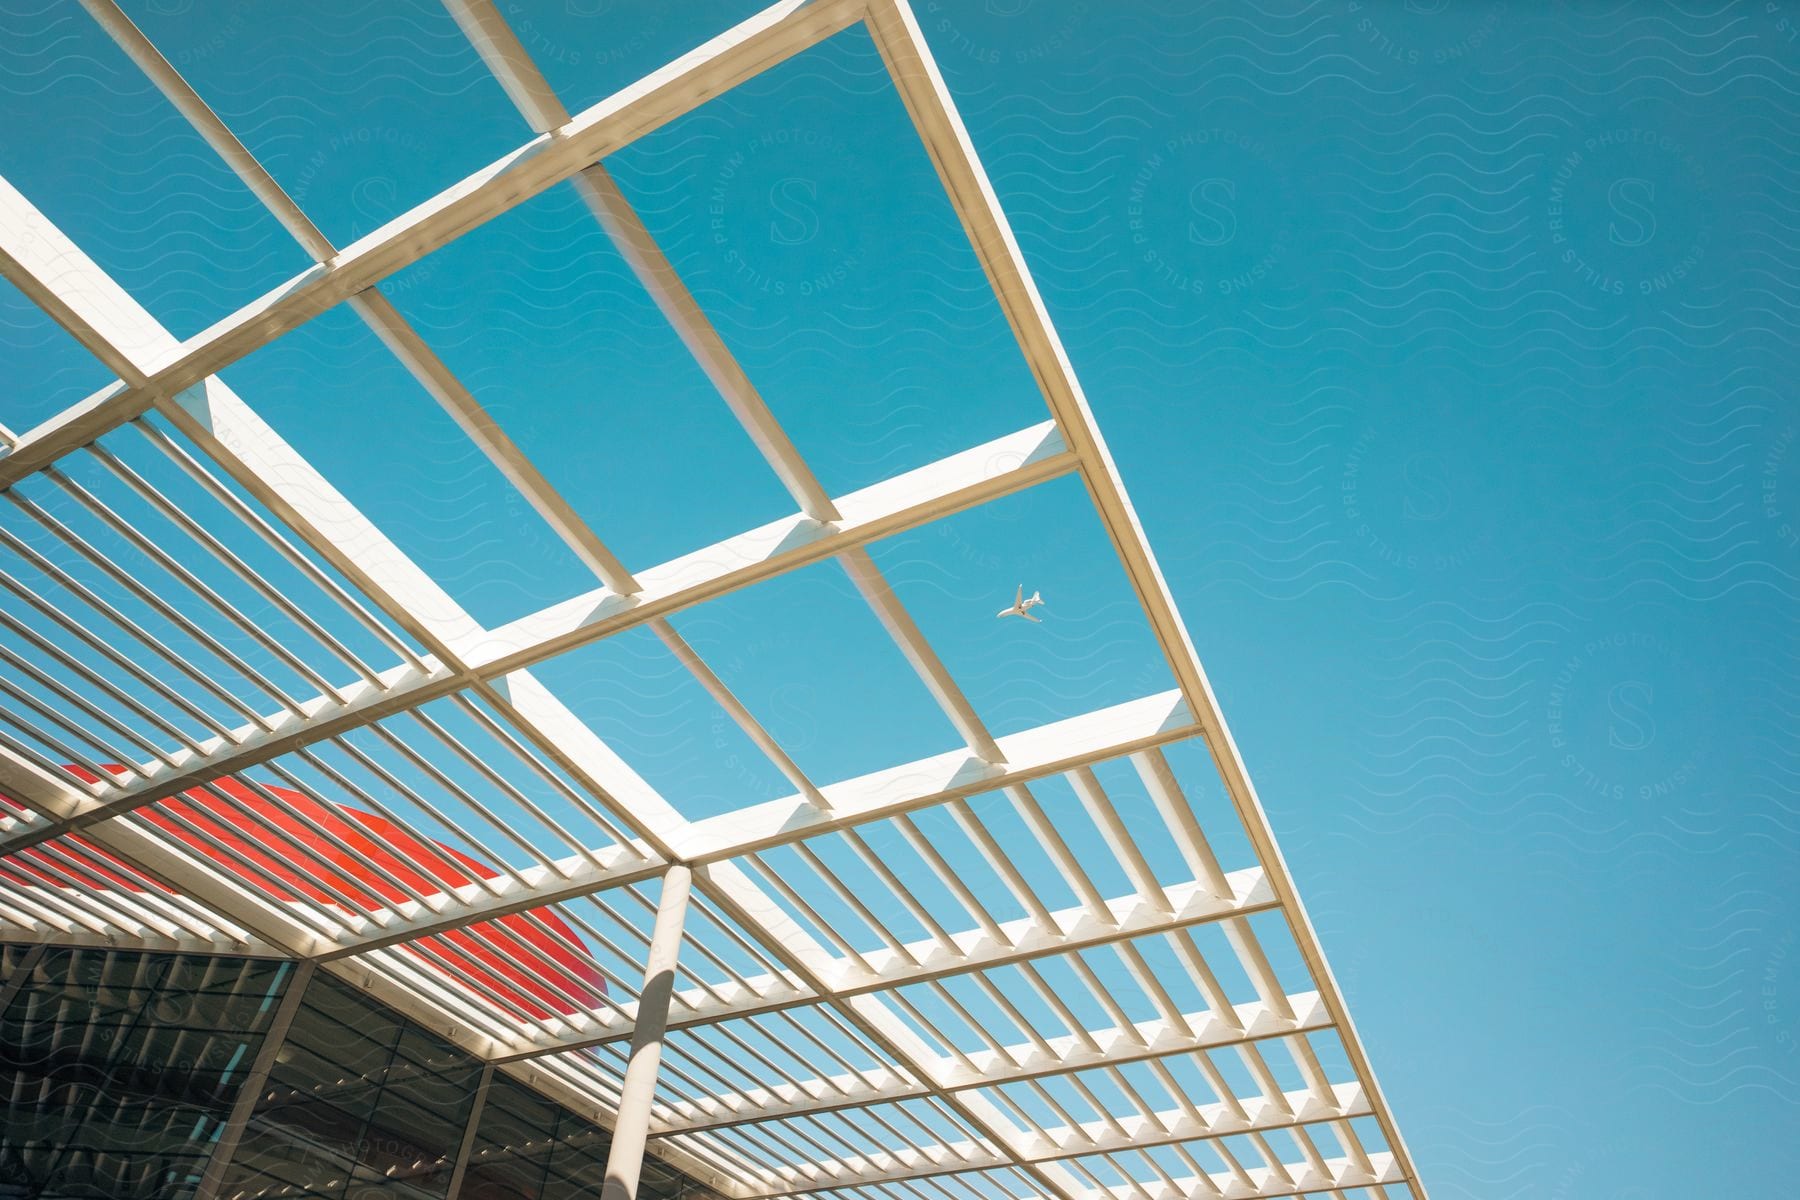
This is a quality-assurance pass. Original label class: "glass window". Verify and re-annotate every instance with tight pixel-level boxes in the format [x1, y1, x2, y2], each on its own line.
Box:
[0, 946, 292, 1200]
[3, 946, 705, 1200]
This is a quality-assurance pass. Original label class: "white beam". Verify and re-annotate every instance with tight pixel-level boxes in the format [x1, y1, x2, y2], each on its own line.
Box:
[0, 750, 327, 956]
[603, 864, 693, 1200]
[933, 989, 1331, 1091]
[719, 1156, 1406, 1200]
[0, 921, 281, 958]
[1024, 1080, 1371, 1164]
[318, 841, 661, 960]
[164, 376, 484, 658]
[502, 868, 1275, 1059]
[1069, 1153, 1404, 1200]
[491, 1053, 746, 1199]
[462, 420, 1070, 674]
[0, 174, 177, 385]
[674, 689, 1195, 862]
[0, 421, 1069, 856]
[72, 0, 644, 602]
[652, 1065, 926, 1137]
[692, 863, 1089, 1200]
[0, 384, 146, 489]
[837, 546, 1002, 762]
[74, 0, 336, 261]
[0, 12, 1430, 1200]
[349, 291, 640, 593]
[445, 0, 1003, 777]
[3, 0, 864, 473]
[0, 173, 168, 488]
[2, 88, 808, 1194]
[860, 3, 1426, 1193]
[0, 176, 478, 658]
[0, 745, 521, 1063]
[740, 1082, 1371, 1195]
[0, 661, 450, 855]
[444, 0, 570, 133]
[650, 990, 1332, 1135]
[831, 868, 1275, 995]
[444, 0, 840, 524]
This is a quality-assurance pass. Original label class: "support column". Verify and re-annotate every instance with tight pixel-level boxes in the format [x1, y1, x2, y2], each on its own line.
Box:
[445, 1062, 495, 1199]
[0, 942, 47, 1014]
[195, 958, 316, 1200]
[601, 864, 692, 1200]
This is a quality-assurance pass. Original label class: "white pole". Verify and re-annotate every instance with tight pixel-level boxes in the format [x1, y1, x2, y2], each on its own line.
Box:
[601, 863, 693, 1200]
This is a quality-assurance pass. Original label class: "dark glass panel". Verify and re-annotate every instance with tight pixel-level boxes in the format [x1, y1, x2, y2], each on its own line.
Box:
[4, 946, 708, 1200]
[227, 974, 477, 1200]
[0, 946, 293, 1200]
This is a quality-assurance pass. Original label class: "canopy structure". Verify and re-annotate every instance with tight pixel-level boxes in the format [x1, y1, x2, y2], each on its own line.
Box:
[0, 3, 1428, 1200]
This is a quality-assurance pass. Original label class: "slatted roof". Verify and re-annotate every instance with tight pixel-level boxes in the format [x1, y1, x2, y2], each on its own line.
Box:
[0, 3, 1428, 1199]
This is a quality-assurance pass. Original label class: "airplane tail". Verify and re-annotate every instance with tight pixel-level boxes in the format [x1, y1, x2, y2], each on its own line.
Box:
[1028, 590, 1042, 605]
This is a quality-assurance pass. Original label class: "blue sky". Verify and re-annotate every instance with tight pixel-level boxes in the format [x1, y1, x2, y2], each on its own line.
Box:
[2, 0, 1798, 1195]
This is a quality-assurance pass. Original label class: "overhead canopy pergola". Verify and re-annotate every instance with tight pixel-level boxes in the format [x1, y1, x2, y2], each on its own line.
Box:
[0, 3, 1429, 1200]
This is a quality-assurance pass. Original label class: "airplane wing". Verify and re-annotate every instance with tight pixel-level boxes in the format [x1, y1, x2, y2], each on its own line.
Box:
[1020, 609, 1041, 622]
[1013, 584, 1023, 607]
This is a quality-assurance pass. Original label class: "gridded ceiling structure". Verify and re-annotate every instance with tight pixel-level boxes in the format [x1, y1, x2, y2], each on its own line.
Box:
[0, 3, 1428, 1200]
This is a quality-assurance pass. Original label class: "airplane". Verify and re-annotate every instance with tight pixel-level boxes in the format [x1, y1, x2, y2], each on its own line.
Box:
[997, 584, 1045, 623]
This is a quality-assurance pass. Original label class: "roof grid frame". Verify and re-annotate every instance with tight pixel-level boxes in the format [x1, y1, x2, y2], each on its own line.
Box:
[0, 476, 358, 735]
[31, 449, 380, 696]
[0, 842, 201, 946]
[0, 416, 1069, 860]
[0, 3, 1427, 1199]
[489, 854, 1282, 1063]
[658, 1014, 890, 1106]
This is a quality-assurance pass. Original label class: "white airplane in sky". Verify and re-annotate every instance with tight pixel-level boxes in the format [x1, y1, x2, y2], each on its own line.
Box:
[997, 585, 1045, 623]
